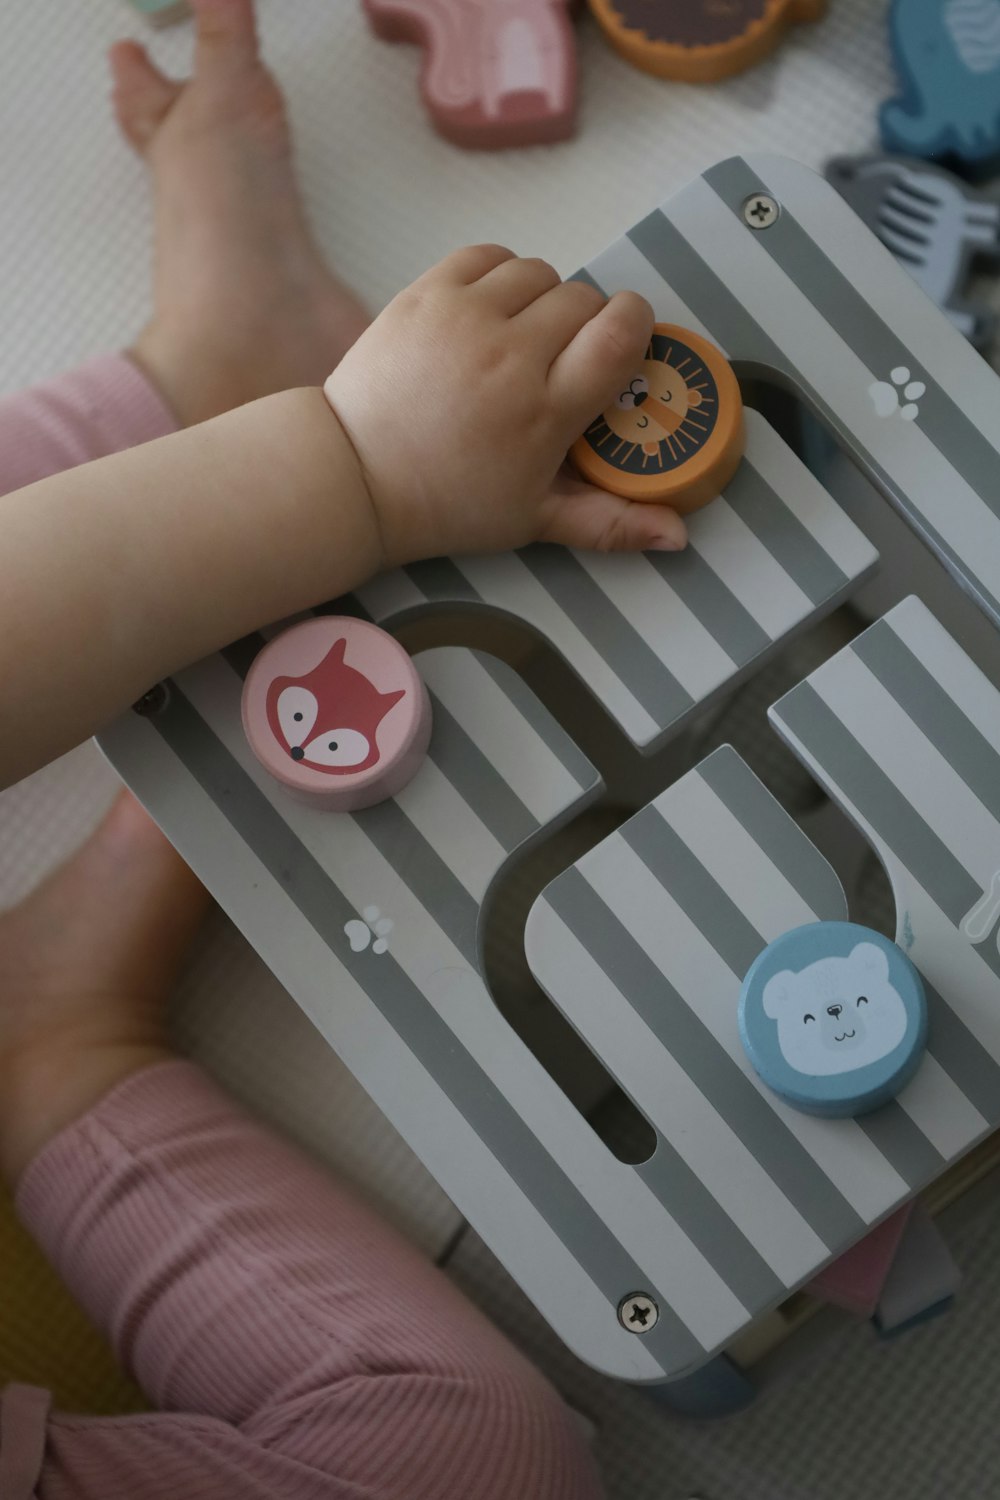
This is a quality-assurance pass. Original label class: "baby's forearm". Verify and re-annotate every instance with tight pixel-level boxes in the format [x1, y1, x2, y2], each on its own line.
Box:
[1, 388, 381, 788]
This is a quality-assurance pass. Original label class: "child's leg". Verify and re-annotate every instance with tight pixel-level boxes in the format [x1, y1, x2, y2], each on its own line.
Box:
[0, 0, 369, 498]
[0, 799, 604, 1500]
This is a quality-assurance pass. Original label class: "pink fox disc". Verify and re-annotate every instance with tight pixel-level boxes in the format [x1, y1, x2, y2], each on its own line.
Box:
[242, 617, 431, 811]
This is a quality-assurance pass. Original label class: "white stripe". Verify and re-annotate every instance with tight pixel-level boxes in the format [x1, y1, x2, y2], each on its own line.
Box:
[455, 552, 660, 744]
[587, 235, 715, 343]
[582, 832, 909, 1220]
[670, 179, 1000, 612]
[812, 650, 1000, 895]
[571, 548, 735, 696]
[530, 903, 830, 1285]
[99, 711, 667, 1381]
[418, 648, 587, 823]
[743, 410, 879, 580]
[749, 154, 1000, 463]
[887, 597, 1000, 750]
[687, 498, 812, 638]
[660, 770, 835, 938]
[395, 755, 504, 902]
[357, 569, 426, 621]
[180, 653, 744, 1350]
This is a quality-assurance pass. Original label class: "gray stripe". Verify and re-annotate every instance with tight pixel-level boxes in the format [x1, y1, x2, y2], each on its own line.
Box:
[517, 545, 693, 724]
[706, 158, 1000, 537]
[775, 679, 1000, 1102]
[569, 266, 605, 293]
[427, 692, 539, 852]
[222, 633, 266, 680]
[624, 805, 942, 1185]
[697, 746, 847, 922]
[858, 1106, 944, 1187]
[624, 806, 764, 976]
[646, 545, 770, 664]
[627, 208, 1000, 626]
[853, 621, 1000, 832]
[546, 870, 857, 1248]
[406, 557, 481, 603]
[922, 979, 1000, 1125]
[153, 682, 701, 1371]
[316, 595, 375, 623]
[355, 799, 481, 968]
[727, 458, 850, 609]
[773, 682, 981, 930]
[472, 651, 597, 792]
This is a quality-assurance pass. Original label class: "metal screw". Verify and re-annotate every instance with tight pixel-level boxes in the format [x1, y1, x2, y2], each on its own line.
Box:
[617, 1291, 659, 1334]
[132, 682, 169, 716]
[742, 193, 779, 230]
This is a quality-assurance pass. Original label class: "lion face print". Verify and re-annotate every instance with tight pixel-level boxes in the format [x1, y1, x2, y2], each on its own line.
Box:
[581, 331, 720, 476]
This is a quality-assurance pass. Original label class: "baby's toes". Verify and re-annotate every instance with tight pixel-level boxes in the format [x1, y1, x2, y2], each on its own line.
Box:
[109, 41, 180, 154]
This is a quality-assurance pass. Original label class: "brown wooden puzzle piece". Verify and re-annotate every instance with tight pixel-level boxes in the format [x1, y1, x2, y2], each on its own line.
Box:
[363, 0, 578, 149]
[588, 0, 826, 83]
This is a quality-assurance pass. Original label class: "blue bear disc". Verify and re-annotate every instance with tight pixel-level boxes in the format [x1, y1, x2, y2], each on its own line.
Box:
[739, 922, 928, 1118]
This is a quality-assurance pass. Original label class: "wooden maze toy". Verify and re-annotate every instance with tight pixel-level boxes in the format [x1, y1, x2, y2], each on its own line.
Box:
[102, 156, 1000, 1409]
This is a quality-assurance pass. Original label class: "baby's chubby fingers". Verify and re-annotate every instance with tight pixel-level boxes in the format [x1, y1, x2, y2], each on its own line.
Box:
[475, 255, 561, 316]
[539, 469, 688, 553]
[419, 243, 516, 288]
[548, 290, 654, 438]
[517, 278, 608, 361]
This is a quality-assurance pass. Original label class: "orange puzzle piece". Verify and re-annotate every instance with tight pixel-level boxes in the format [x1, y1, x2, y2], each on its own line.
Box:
[588, 0, 826, 83]
[570, 324, 745, 513]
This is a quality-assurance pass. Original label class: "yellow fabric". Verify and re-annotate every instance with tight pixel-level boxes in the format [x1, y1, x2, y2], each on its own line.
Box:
[0, 1189, 146, 1416]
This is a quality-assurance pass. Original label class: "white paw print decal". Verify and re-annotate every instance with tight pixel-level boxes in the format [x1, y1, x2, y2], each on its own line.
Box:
[344, 904, 394, 955]
[868, 366, 925, 422]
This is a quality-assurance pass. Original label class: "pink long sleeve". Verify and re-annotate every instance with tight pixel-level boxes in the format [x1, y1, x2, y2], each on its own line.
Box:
[0, 354, 176, 496]
[5, 1062, 603, 1500]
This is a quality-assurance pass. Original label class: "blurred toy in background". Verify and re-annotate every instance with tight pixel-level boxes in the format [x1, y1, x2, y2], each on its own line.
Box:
[587, 0, 825, 82]
[363, 0, 578, 148]
[125, 0, 190, 25]
[827, 154, 1000, 348]
[881, 0, 1000, 178]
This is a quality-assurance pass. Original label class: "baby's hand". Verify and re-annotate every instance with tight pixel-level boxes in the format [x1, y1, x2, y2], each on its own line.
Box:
[324, 245, 687, 566]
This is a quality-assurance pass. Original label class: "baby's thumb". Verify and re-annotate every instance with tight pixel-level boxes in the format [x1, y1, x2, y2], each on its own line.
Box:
[539, 471, 688, 554]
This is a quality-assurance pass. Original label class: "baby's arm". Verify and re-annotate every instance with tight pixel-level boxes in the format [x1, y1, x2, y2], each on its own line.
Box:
[1, 247, 682, 790]
[2, 388, 377, 787]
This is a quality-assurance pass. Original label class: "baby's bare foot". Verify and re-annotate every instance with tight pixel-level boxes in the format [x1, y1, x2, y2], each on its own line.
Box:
[0, 794, 210, 1185]
[113, 0, 370, 426]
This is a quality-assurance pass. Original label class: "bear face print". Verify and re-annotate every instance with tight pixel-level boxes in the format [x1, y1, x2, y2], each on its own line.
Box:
[762, 942, 908, 1077]
[739, 921, 928, 1117]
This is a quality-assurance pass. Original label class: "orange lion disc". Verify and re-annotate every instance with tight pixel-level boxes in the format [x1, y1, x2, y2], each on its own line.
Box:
[570, 324, 744, 512]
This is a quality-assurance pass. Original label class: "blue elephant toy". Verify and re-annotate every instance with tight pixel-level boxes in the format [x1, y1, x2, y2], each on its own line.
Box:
[881, 0, 1000, 178]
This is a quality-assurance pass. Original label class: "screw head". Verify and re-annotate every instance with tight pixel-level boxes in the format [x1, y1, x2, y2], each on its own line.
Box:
[617, 1291, 659, 1334]
[132, 682, 169, 716]
[742, 193, 779, 230]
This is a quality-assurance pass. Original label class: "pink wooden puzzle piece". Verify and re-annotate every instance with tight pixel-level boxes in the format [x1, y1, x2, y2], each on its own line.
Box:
[363, 0, 578, 149]
[242, 617, 432, 812]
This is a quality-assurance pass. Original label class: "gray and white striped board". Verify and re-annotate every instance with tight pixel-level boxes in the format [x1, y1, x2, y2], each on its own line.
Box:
[528, 595, 1000, 1359]
[98, 156, 1000, 1383]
